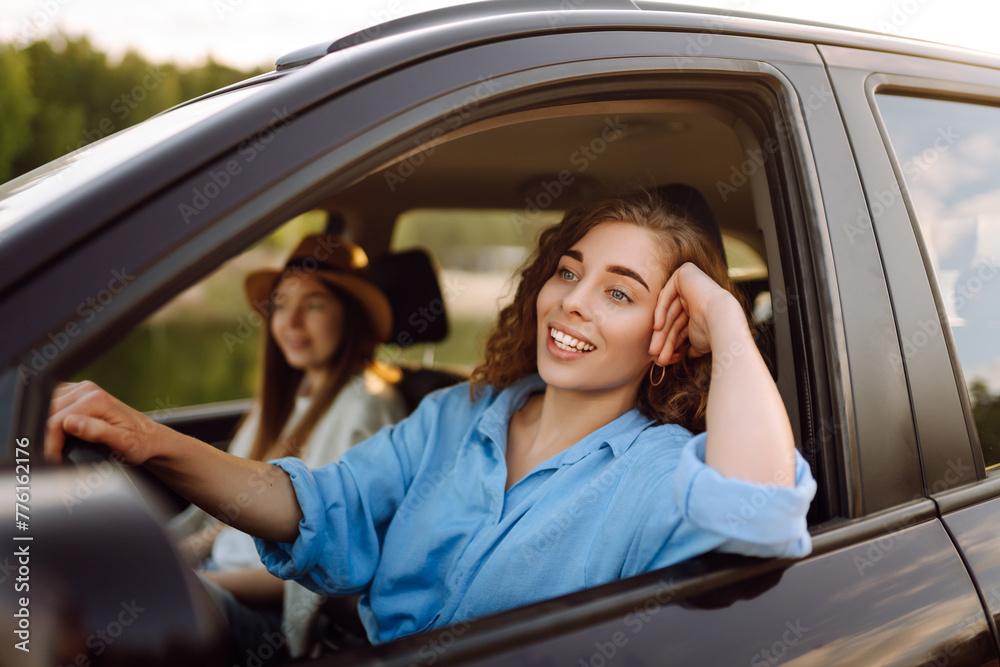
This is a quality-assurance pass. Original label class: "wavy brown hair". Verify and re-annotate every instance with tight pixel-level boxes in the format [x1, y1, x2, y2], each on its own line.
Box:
[247, 279, 378, 461]
[471, 188, 741, 433]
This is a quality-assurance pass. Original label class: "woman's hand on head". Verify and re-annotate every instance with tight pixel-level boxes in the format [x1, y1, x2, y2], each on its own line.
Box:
[45, 381, 163, 465]
[649, 262, 744, 366]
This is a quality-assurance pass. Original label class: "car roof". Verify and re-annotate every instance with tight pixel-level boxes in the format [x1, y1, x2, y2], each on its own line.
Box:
[277, 0, 1000, 72]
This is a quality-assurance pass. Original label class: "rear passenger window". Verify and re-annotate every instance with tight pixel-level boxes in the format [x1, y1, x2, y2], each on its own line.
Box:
[876, 95, 1000, 469]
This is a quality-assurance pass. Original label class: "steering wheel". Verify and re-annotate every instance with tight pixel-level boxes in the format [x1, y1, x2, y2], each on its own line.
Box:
[62, 435, 159, 513]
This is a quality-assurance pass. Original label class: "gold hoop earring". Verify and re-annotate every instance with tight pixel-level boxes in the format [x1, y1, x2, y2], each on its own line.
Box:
[649, 363, 666, 387]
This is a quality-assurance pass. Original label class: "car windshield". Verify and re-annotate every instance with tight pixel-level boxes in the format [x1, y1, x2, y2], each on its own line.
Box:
[0, 83, 268, 237]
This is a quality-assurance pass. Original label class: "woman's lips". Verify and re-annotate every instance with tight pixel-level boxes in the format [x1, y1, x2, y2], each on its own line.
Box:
[548, 326, 595, 351]
[546, 326, 595, 359]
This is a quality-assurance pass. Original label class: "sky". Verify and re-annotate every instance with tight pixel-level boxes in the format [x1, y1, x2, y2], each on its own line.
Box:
[1, 0, 1000, 70]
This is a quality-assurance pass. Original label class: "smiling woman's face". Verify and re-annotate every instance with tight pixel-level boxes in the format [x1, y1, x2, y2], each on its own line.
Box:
[270, 274, 345, 372]
[535, 221, 669, 399]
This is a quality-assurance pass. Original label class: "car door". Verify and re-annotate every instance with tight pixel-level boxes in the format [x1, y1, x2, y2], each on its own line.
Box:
[1, 8, 998, 666]
[823, 41, 1000, 659]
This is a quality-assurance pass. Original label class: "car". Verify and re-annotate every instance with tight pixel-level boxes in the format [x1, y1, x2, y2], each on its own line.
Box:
[3, 0, 1000, 664]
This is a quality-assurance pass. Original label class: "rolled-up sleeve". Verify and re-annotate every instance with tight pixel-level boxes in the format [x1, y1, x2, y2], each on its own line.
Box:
[673, 432, 816, 558]
[254, 388, 444, 595]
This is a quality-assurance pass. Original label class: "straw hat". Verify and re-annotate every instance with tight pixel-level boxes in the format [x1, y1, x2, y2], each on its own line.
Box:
[244, 234, 392, 342]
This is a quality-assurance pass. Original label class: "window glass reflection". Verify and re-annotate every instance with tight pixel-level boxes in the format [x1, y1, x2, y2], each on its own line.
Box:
[877, 94, 1000, 468]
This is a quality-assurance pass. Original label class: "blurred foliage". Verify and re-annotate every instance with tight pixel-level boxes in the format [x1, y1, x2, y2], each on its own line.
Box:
[0, 35, 266, 183]
[0, 44, 38, 183]
[971, 380, 1000, 469]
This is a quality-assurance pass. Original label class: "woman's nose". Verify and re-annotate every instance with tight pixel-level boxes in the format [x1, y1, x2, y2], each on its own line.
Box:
[561, 283, 592, 320]
[286, 306, 305, 328]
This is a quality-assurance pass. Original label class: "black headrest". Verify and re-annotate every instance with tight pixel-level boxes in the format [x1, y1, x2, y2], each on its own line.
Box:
[656, 183, 727, 266]
[368, 249, 449, 347]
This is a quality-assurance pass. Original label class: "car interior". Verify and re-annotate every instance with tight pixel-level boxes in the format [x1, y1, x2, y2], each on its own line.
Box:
[78, 94, 818, 659]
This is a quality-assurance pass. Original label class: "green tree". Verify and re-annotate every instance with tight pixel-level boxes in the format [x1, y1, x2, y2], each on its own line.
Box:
[12, 38, 98, 171]
[971, 380, 1000, 468]
[4, 35, 267, 181]
[0, 44, 38, 182]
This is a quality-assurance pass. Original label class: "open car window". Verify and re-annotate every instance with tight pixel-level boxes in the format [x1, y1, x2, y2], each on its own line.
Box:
[72, 212, 329, 413]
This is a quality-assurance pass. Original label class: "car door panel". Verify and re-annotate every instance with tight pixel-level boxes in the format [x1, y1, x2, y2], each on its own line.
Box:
[942, 490, 1000, 654]
[823, 41, 1000, 658]
[480, 522, 995, 667]
[321, 509, 995, 666]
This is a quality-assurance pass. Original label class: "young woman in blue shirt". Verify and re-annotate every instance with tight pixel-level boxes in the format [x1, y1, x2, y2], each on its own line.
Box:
[45, 188, 816, 645]
[171, 234, 406, 657]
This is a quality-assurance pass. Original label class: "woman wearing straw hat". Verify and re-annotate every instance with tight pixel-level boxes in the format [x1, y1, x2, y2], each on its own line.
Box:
[171, 234, 406, 660]
[46, 189, 815, 648]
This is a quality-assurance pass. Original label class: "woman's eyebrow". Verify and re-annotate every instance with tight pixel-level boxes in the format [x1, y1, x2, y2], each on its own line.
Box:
[276, 290, 329, 300]
[562, 249, 649, 292]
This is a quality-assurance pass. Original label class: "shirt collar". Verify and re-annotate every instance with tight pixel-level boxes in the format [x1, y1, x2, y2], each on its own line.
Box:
[477, 374, 655, 463]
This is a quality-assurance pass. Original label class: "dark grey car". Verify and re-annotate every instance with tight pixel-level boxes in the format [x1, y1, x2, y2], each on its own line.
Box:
[3, 1, 1000, 664]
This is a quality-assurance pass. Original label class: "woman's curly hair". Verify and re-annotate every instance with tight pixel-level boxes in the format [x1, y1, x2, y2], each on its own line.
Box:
[470, 188, 741, 433]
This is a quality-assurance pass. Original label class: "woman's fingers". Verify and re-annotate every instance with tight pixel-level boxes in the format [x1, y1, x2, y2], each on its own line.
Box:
[658, 313, 689, 366]
[48, 381, 93, 416]
[44, 415, 67, 464]
[44, 381, 153, 465]
[652, 271, 679, 332]
[43, 383, 102, 462]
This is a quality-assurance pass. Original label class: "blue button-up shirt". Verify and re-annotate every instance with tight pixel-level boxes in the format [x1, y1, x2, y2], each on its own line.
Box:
[256, 374, 815, 644]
